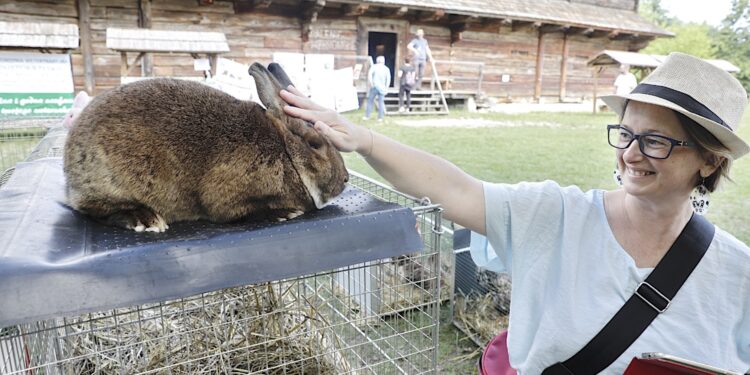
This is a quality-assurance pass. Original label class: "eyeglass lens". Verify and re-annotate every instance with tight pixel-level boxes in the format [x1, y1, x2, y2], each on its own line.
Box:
[608, 127, 673, 159]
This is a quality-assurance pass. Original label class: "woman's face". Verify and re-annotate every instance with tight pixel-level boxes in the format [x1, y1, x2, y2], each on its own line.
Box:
[617, 101, 713, 201]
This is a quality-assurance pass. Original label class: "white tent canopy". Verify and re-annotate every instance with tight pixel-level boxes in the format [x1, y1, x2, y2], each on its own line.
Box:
[588, 50, 740, 73]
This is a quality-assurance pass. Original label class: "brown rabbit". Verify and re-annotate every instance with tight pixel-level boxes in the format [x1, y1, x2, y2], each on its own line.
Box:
[63, 63, 348, 232]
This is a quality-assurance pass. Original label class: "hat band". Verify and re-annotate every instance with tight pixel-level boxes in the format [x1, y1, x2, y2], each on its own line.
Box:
[631, 83, 731, 130]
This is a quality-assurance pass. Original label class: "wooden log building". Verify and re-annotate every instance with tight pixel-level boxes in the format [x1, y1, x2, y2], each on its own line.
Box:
[0, 0, 670, 102]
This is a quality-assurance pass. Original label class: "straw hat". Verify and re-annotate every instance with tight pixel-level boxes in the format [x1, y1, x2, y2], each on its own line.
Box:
[602, 52, 749, 159]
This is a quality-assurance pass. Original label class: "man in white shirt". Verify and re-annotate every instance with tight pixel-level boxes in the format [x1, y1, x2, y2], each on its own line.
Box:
[614, 64, 637, 95]
[363, 56, 391, 121]
[407, 29, 432, 90]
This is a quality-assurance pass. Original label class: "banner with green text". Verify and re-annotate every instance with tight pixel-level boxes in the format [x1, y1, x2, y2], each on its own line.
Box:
[0, 52, 75, 118]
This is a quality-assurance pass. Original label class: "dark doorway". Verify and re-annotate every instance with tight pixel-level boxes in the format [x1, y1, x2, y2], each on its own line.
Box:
[368, 31, 397, 87]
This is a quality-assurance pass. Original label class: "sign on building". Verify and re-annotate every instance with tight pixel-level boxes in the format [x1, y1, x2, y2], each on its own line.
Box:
[273, 52, 358, 113]
[0, 52, 74, 118]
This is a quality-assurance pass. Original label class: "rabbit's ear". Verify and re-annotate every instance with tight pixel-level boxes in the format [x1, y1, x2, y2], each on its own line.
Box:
[267, 63, 295, 89]
[72, 91, 91, 108]
[286, 118, 324, 150]
[248, 62, 285, 116]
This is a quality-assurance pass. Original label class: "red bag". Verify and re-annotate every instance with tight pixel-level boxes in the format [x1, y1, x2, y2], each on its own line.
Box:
[479, 331, 517, 375]
[624, 355, 736, 375]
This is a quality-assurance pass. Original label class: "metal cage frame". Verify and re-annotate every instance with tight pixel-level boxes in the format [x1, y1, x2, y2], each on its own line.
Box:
[1, 170, 443, 375]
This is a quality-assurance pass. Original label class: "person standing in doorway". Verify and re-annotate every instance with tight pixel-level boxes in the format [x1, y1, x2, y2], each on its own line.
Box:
[407, 29, 432, 90]
[614, 64, 637, 95]
[363, 55, 391, 122]
[398, 57, 417, 113]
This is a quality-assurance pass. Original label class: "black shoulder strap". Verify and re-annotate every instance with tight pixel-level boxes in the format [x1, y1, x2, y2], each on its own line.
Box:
[542, 214, 715, 375]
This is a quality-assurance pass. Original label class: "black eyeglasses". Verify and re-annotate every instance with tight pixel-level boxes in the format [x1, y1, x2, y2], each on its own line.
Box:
[607, 125, 693, 160]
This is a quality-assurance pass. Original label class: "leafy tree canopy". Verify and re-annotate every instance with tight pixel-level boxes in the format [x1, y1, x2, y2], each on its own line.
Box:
[639, 0, 750, 91]
[712, 0, 750, 91]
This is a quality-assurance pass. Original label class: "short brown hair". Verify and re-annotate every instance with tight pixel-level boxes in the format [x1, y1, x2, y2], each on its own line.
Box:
[674, 111, 733, 192]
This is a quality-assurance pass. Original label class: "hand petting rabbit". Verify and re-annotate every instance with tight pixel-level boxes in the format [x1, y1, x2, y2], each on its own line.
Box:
[63, 63, 348, 232]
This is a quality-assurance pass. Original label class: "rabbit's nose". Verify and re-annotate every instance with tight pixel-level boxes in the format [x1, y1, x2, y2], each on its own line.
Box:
[344, 174, 349, 183]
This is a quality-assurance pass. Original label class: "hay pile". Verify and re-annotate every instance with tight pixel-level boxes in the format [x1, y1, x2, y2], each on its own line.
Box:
[454, 293, 509, 346]
[379, 253, 449, 313]
[62, 283, 350, 374]
[454, 271, 512, 346]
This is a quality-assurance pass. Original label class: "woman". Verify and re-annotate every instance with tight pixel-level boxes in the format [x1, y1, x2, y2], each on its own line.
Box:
[280, 52, 750, 374]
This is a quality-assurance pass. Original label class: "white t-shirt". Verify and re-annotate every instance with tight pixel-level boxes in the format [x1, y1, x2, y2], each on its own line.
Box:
[614, 72, 638, 95]
[470, 180, 750, 374]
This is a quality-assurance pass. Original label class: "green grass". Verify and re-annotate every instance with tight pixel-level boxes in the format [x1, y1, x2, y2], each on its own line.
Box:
[343, 109, 750, 245]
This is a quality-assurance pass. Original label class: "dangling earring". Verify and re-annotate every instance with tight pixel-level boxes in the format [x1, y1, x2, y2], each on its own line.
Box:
[613, 168, 623, 187]
[689, 178, 710, 215]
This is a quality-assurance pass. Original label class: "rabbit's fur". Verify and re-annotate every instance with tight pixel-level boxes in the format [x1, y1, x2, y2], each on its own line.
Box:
[63, 63, 348, 232]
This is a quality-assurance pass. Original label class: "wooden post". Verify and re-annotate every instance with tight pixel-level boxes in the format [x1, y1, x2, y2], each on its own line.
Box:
[121, 52, 128, 78]
[534, 30, 545, 102]
[559, 33, 568, 102]
[138, 0, 153, 76]
[477, 63, 484, 93]
[77, 0, 95, 93]
[209, 54, 218, 77]
[593, 66, 599, 114]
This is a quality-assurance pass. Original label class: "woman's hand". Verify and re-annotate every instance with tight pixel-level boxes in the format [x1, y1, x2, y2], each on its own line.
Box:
[281, 87, 484, 233]
[280, 86, 370, 154]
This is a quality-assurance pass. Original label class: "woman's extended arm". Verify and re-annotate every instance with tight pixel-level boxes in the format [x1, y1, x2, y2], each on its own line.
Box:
[280, 87, 486, 234]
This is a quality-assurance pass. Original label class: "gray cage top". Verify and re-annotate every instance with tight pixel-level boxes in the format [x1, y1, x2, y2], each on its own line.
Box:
[0, 152, 422, 327]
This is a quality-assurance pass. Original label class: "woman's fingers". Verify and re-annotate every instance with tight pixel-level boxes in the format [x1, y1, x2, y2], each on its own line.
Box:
[280, 86, 326, 111]
[283, 105, 320, 123]
[314, 121, 357, 152]
[279, 89, 308, 108]
[286, 85, 306, 97]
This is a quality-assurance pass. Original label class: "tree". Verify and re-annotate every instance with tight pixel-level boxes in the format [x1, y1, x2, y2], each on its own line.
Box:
[638, 0, 673, 27]
[638, 0, 716, 59]
[712, 0, 750, 92]
[641, 22, 716, 59]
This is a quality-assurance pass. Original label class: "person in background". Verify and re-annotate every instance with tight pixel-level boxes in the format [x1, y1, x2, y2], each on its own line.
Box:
[279, 52, 750, 374]
[407, 29, 432, 89]
[398, 57, 417, 113]
[614, 64, 638, 95]
[363, 55, 391, 122]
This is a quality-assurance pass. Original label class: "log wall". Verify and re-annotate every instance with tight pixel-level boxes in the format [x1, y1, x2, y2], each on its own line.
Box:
[0, 0, 639, 100]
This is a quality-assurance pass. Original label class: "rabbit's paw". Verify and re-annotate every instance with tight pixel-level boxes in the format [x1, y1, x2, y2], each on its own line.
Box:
[107, 207, 169, 233]
[142, 213, 169, 233]
[287, 210, 304, 220]
[275, 210, 304, 222]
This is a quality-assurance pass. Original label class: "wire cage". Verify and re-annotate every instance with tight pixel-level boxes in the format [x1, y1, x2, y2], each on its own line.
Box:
[0, 164, 442, 374]
[349, 174, 456, 308]
[0, 123, 52, 184]
[451, 229, 510, 347]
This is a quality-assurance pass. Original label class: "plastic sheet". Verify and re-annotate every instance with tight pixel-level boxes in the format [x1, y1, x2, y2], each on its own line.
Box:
[0, 155, 422, 327]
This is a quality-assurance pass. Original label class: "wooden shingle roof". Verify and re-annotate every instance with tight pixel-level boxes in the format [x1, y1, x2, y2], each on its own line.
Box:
[343, 0, 671, 37]
[106, 28, 230, 54]
[0, 21, 79, 49]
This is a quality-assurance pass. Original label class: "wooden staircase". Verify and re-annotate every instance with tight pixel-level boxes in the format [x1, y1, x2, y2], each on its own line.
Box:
[383, 90, 449, 116]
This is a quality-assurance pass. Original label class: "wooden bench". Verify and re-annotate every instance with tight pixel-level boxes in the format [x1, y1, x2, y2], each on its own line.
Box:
[106, 27, 229, 79]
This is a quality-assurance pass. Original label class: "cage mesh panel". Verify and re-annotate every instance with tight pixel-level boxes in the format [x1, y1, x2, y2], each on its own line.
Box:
[0, 172, 441, 374]
[0, 125, 63, 187]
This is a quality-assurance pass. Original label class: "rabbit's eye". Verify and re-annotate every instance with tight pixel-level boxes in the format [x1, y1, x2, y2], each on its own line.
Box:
[308, 138, 323, 149]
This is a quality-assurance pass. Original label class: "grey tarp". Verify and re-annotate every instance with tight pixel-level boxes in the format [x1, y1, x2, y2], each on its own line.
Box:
[0, 137, 422, 327]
